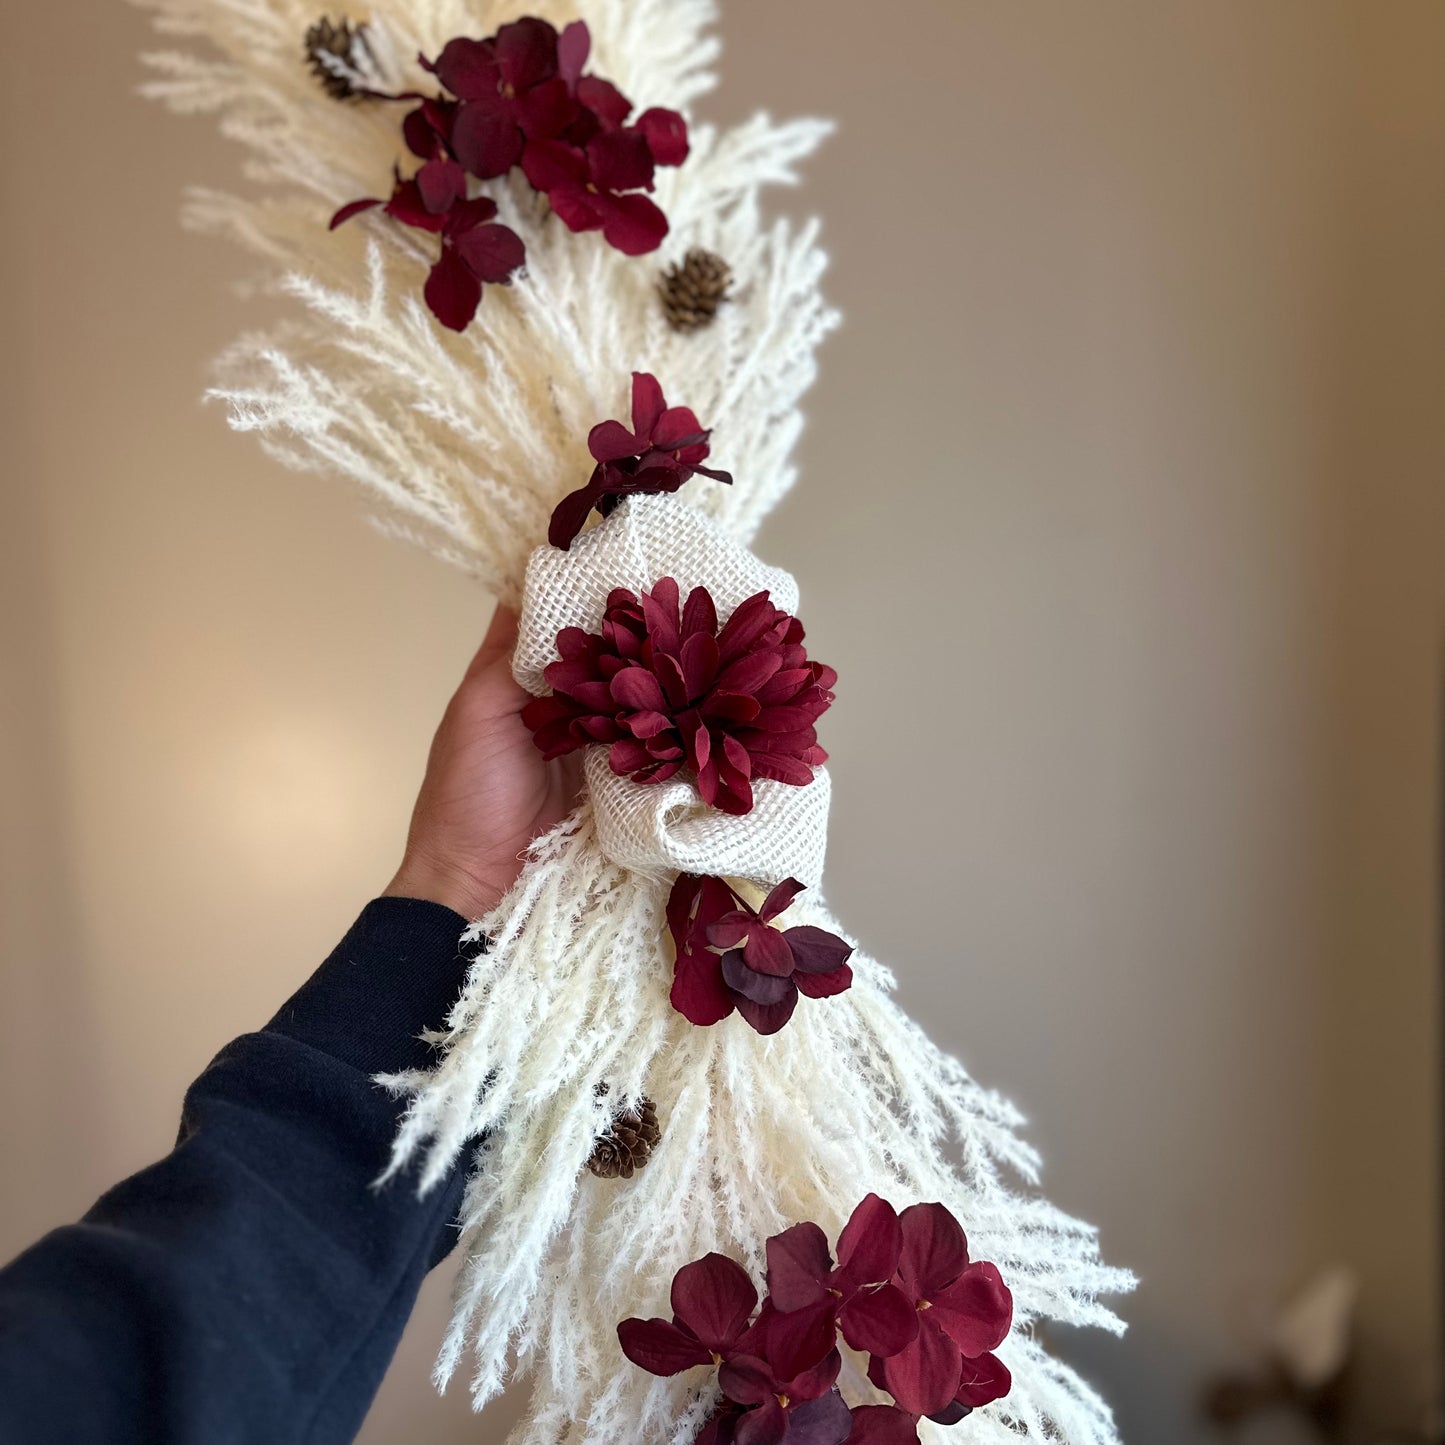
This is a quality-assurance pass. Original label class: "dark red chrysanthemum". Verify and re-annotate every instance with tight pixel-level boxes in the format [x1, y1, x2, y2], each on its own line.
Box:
[667, 874, 853, 1035]
[521, 578, 835, 816]
[548, 373, 732, 549]
[866, 1204, 1013, 1418]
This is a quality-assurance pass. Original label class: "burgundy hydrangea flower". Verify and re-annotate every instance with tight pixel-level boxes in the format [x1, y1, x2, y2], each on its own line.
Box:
[332, 180, 525, 331]
[426, 18, 580, 178]
[618, 1203, 1011, 1445]
[766, 1195, 915, 1364]
[328, 17, 688, 330]
[866, 1204, 1013, 1418]
[717, 1357, 850, 1445]
[617, 1252, 759, 1375]
[667, 875, 854, 1035]
[548, 373, 732, 550]
[521, 578, 835, 816]
[519, 21, 688, 255]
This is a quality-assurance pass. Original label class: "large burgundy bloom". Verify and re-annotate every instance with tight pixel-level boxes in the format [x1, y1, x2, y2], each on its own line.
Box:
[766, 1195, 915, 1363]
[548, 373, 732, 550]
[521, 578, 835, 816]
[868, 1204, 1013, 1417]
[667, 874, 854, 1035]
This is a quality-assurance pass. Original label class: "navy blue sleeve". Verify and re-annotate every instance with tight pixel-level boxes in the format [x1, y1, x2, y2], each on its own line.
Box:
[0, 897, 473, 1445]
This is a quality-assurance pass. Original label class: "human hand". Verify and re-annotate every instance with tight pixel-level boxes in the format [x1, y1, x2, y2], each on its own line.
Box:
[383, 606, 583, 920]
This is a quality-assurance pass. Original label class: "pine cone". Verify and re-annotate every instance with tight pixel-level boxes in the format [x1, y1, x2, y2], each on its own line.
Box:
[587, 1096, 661, 1179]
[305, 18, 372, 101]
[658, 249, 733, 332]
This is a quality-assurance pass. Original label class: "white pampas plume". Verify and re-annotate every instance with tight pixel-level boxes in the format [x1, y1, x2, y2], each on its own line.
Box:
[136, 2, 1135, 1441]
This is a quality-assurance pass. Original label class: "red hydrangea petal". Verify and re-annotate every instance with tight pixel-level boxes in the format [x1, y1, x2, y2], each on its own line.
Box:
[742, 924, 795, 978]
[838, 1283, 916, 1358]
[794, 963, 852, 999]
[954, 1350, 1012, 1408]
[547, 472, 610, 550]
[517, 76, 575, 140]
[445, 195, 501, 233]
[929, 1262, 1012, 1359]
[764, 1298, 839, 1382]
[616, 1317, 712, 1376]
[597, 190, 669, 254]
[588, 128, 656, 193]
[577, 73, 633, 127]
[722, 952, 792, 1005]
[706, 912, 754, 951]
[629, 371, 667, 439]
[454, 222, 526, 283]
[786, 1346, 843, 1402]
[547, 182, 606, 233]
[785, 1390, 854, 1445]
[452, 100, 523, 179]
[719, 1355, 774, 1407]
[837, 1194, 903, 1286]
[637, 106, 690, 165]
[493, 16, 559, 92]
[521, 137, 590, 190]
[424, 248, 483, 331]
[416, 157, 467, 213]
[731, 983, 797, 1034]
[672, 1254, 758, 1353]
[897, 1204, 969, 1299]
[386, 179, 447, 232]
[783, 926, 854, 975]
[733, 1400, 789, 1445]
[330, 197, 382, 229]
[557, 19, 590, 85]
[764, 1221, 833, 1312]
[433, 38, 500, 100]
[670, 950, 734, 1027]
[879, 1317, 964, 1418]
[758, 877, 806, 922]
[844, 1405, 921, 1444]
[587, 418, 643, 463]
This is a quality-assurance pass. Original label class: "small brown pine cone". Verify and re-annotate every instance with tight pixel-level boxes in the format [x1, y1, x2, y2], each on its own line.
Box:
[587, 1096, 661, 1179]
[304, 18, 373, 101]
[658, 249, 733, 332]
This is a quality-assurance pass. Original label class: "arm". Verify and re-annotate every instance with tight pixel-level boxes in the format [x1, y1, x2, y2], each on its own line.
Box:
[0, 608, 579, 1445]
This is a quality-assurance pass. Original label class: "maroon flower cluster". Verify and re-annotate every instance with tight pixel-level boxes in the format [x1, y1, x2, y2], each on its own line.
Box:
[330, 17, 688, 330]
[549, 373, 732, 550]
[667, 875, 853, 1035]
[522, 578, 835, 817]
[617, 1195, 1013, 1444]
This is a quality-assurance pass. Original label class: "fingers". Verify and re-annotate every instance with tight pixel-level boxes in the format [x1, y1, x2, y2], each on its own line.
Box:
[466, 603, 521, 679]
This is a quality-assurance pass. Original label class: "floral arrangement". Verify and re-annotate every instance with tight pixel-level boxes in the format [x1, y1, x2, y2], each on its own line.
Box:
[619, 1196, 1013, 1443]
[141, 3, 1134, 1442]
[330, 18, 688, 328]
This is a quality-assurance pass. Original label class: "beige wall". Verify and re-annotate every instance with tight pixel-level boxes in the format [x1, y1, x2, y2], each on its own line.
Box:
[2, 3, 1441, 1442]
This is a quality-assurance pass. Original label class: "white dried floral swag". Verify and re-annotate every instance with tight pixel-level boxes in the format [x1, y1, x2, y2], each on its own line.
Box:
[136, 2, 1135, 1441]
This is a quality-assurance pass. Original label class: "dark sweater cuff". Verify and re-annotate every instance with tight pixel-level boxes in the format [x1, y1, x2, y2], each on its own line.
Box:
[265, 897, 470, 1077]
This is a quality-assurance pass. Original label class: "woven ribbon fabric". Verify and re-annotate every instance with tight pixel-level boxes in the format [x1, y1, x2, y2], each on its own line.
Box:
[514, 495, 829, 887]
